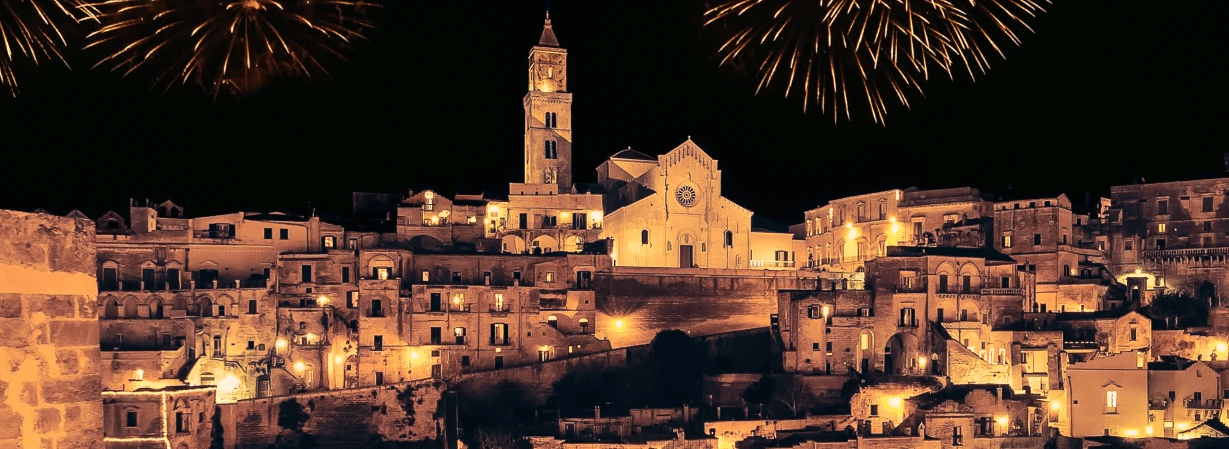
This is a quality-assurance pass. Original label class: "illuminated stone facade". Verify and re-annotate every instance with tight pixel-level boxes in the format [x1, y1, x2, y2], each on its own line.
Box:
[1105, 177, 1229, 306]
[778, 247, 1028, 380]
[101, 387, 215, 449]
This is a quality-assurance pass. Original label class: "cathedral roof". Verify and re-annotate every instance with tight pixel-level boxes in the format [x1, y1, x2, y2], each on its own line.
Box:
[538, 12, 560, 47]
[611, 148, 655, 161]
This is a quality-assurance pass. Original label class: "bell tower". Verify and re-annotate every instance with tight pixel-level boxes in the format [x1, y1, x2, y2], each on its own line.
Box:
[524, 12, 573, 190]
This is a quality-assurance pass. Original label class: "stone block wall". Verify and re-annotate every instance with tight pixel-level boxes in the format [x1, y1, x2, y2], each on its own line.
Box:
[0, 210, 103, 449]
[223, 378, 445, 449]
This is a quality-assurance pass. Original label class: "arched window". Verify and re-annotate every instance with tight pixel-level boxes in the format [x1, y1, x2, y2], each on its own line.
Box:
[724, 231, 733, 247]
[547, 315, 558, 328]
[578, 318, 589, 333]
[641, 230, 649, 245]
[1063, 264, 1072, 276]
[545, 141, 552, 158]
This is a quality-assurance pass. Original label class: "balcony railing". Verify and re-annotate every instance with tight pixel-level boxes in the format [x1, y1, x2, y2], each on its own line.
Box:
[489, 306, 511, 313]
[450, 304, 472, 313]
[367, 308, 387, 318]
[898, 319, 919, 328]
[981, 288, 1023, 295]
[1185, 399, 1223, 409]
[1143, 247, 1229, 258]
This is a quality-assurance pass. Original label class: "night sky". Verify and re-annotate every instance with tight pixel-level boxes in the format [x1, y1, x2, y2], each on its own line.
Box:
[2, 0, 1224, 226]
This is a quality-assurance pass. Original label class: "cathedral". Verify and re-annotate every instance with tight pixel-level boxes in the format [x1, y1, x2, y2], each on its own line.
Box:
[515, 13, 800, 270]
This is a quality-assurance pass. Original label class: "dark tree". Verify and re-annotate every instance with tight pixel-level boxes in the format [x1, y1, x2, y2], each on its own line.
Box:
[1148, 290, 1198, 329]
[550, 364, 633, 410]
[277, 399, 309, 432]
[644, 329, 707, 407]
[741, 374, 776, 406]
[456, 380, 536, 430]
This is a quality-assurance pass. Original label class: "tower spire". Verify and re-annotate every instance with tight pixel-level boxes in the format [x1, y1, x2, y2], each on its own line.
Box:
[538, 11, 560, 47]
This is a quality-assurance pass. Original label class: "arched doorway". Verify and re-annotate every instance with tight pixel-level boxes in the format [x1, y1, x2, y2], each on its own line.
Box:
[501, 235, 526, 254]
[886, 333, 920, 375]
[407, 235, 445, 252]
[1199, 281, 1218, 307]
[532, 235, 558, 254]
[103, 298, 119, 319]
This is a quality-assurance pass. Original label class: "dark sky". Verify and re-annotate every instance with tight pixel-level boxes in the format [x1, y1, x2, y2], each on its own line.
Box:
[2, 0, 1225, 224]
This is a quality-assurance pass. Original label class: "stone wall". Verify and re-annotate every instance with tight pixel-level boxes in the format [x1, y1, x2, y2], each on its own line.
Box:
[221, 378, 445, 449]
[595, 268, 818, 348]
[0, 210, 103, 449]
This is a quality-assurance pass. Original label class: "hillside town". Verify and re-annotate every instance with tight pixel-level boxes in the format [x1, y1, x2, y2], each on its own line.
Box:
[3, 12, 1229, 449]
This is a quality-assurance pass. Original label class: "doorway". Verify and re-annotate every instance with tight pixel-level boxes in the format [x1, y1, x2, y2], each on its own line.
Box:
[680, 245, 694, 268]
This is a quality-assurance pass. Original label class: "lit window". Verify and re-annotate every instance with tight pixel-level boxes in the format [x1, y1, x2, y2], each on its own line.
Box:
[860, 332, 869, 350]
[545, 272, 555, 282]
[323, 236, 335, 249]
[1106, 391, 1118, 413]
[422, 271, 430, 282]
[494, 293, 504, 310]
[1002, 235, 1012, 248]
[1158, 223, 1166, 233]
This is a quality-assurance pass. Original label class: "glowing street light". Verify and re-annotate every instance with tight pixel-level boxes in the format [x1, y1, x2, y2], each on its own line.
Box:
[888, 397, 902, 408]
[219, 375, 240, 393]
[317, 295, 330, 307]
[917, 356, 927, 369]
[1146, 426, 1154, 436]
[334, 356, 343, 364]
[293, 362, 305, 372]
[1050, 401, 1060, 412]
[614, 320, 625, 330]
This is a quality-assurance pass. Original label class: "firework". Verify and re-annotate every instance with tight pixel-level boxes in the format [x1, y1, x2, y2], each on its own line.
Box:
[0, 0, 91, 96]
[82, 0, 380, 98]
[703, 0, 1049, 124]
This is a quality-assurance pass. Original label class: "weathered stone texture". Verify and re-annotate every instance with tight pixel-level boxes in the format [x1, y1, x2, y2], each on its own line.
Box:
[0, 210, 101, 449]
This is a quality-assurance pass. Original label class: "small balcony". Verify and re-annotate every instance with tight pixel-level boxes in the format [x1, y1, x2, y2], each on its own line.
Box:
[898, 319, 919, 329]
[367, 308, 388, 318]
[981, 288, 1023, 296]
[1185, 399, 1223, 409]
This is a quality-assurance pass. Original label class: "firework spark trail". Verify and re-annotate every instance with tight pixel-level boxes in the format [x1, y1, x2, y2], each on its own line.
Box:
[0, 0, 87, 96]
[704, 0, 1048, 124]
[81, 0, 380, 97]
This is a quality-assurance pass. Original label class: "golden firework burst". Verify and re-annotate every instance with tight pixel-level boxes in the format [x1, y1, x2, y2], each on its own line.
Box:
[704, 0, 1048, 124]
[82, 0, 380, 97]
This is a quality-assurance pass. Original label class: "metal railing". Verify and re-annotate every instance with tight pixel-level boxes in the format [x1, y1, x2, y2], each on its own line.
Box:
[1185, 399, 1223, 409]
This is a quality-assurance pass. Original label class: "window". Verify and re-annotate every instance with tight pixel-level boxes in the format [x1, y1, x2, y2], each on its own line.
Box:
[454, 327, 466, 345]
[494, 293, 505, 311]
[375, 372, 384, 386]
[724, 231, 733, 247]
[1158, 200, 1168, 215]
[248, 299, 257, 314]
[1002, 235, 1012, 248]
[953, 426, 963, 446]
[1157, 239, 1166, 250]
[826, 342, 833, 354]
[430, 327, 442, 344]
[323, 236, 336, 249]
[1106, 391, 1118, 413]
[247, 339, 255, 350]
[422, 271, 430, 282]
[347, 291, 358, 308]
[545, 272, 555, 282]
[1204, 197, 1214, 212]
[126, 411, 138, 427]
[461, 356, 470, 367]
[808, 306, 821, 319]
[1034, 234, 1042, 245]
[452, 271, 461, 283]
[1158, 223, 1167, 233]
[342, 267, 350, 283]
[813, 342, 820, 351]
[374, 267, 391, 280]
[860, 333, 869, 350]
[279, 229, 289, 240]
[899, 308, 915, 327]
[544, 140, 558, 159]
[490, 323, 509, 345]
[264, 228, 273, 239]
[302, 265, 312, 283]
[641, 230, 649, 245]
[1125, 240, 1133, 251]
[870, 405, 879, 416]
[1205, 221, 1213, 232]
[373, 335, 383, 351]
[1130, 326, 1138, 341]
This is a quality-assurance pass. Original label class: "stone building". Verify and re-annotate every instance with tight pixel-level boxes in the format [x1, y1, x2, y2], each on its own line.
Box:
[101, 386, 215, 449]
[1105, 177, 1229, 305]
[1147, 356, 1222, 438]
[1064, 350, 1150, 437]
[803, 187, 993, 276]
[991, 194, 1114, 313]
[778, 246, 1028, 380]
[0, 209, 104, 448]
